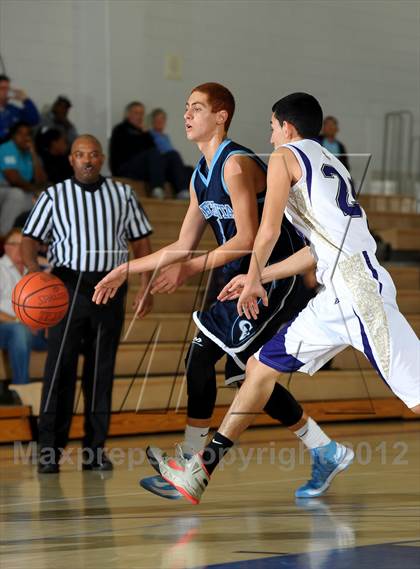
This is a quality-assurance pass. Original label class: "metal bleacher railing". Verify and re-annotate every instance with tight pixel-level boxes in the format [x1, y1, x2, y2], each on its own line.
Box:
[381, 111, 420, 208]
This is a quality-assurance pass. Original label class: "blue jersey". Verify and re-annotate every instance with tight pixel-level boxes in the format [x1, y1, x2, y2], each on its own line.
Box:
[192, 138, 303, 283]
[192, 139, 311, 356]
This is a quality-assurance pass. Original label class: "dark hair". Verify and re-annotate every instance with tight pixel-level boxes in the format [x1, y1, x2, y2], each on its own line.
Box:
[151, 108, 166, 119]
[53, 95, 72, 108]
[9, 121, 31, 138]
[272, 93, 323, 138]
[0, 74, 10, 83]
[125, 101, 144, 113]
[191, 82, 235, 132]
[36, 127, 63, 153]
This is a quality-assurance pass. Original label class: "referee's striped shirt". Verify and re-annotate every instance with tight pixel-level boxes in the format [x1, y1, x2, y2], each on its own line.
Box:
[22, 177, 152, 272]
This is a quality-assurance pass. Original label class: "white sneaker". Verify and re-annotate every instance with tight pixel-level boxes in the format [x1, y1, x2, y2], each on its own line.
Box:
[159, 452, 210, 505]
[146, 443, 191, 474]
[150, 186, 165, 199]
[146, 445, 168, 474]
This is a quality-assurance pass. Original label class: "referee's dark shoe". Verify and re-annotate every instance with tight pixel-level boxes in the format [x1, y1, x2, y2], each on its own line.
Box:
[82, 450, 113, 472]
[38, 462, 60, 474]
[37, 448, 60, 474]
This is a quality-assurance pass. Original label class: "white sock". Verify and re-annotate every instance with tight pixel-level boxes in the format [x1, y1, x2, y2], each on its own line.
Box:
[183, 424, 209, 454]
[294, 417, 331, 449]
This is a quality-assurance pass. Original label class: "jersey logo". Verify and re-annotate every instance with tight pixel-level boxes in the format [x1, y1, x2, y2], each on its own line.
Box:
[199, 201, 234, 220]
[321, 163, 362, 218]
[192, 336, 203, 347]
[238, 320, 254, 341]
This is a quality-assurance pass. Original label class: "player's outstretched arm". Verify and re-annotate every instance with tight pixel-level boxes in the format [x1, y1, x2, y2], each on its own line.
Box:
[92, 183, 207, 304]
[150, 154, 261, 295]
[218, 246, 316, 301]
[261, 245, 316, 283]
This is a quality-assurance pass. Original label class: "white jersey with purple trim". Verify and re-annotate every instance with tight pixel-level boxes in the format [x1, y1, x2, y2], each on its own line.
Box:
[252, 138, 420, 409]
[282, 139, 377, 287]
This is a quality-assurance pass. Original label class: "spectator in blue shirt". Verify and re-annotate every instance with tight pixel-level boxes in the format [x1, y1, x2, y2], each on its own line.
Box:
[0, 75, 40, 143]
[0, 122, 46, 236]
[317, 116, 350, 171]
[0, 228, 47, 400]
[150, 108, 192, 200]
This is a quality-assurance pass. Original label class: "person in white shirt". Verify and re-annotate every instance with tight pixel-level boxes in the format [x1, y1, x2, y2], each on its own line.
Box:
[0, 228, 46, 391]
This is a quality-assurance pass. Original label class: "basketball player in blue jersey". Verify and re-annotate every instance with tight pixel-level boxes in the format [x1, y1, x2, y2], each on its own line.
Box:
[93, 84, 353, 500]
[155, 92, 420, 505]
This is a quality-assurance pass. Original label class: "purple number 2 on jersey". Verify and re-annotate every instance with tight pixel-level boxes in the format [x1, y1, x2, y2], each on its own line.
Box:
[321, 164, 362, 218]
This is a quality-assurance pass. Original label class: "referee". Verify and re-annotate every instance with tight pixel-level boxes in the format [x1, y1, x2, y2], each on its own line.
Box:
[21, 134, 153, 474]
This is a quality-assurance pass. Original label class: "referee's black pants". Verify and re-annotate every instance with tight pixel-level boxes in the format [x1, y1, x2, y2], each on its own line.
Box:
[38, 269, 125, 459]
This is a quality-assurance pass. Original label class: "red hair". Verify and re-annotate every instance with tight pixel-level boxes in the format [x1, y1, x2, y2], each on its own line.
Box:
[191, 82, 235, 132]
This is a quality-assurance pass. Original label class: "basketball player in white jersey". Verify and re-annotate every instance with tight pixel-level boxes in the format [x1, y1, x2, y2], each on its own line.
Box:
[156, 92, 420, 504]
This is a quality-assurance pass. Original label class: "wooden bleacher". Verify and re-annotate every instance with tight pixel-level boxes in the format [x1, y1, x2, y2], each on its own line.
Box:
[1, 190, 420, 442]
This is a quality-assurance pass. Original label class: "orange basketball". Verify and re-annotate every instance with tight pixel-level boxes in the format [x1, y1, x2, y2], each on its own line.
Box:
[12, 273, 70, 329]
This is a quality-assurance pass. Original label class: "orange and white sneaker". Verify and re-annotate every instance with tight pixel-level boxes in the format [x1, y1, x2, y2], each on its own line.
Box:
[159, 452, 210, 505]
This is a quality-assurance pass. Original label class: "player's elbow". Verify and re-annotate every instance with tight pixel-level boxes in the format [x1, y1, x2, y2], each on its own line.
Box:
[174, 236, 196, 257]
[258, 226, 281, 246]
[304, 246, 317, 270]
[236, 232, 255, 254]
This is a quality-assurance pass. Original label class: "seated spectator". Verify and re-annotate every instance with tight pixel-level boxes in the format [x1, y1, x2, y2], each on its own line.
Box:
[0, 122, 46, 236]
[0, 228, 47, 392]
[35, 127, 73, 184]
[150, 108, 192, 200]
[40, 95, 78, 146]
[110, 101, 165, 199]
[317, 116, 350, 170]
[0, 75, 40, 144]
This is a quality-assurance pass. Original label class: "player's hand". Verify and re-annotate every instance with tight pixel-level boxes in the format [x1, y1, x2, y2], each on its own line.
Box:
[150, 263, 189, 294]
[92, 266, 127, 304]
[237, 281, 268, 320]
[132, 288, 153, 319]
[217, 274, 247, 301]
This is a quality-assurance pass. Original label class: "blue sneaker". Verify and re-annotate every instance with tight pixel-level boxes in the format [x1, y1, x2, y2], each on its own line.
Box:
[295, 441, 354, 498]
[140, 475, 182, 500]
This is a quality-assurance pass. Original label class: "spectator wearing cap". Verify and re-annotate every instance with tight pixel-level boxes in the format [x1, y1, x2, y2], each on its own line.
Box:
[35, 127, 73, 184]
[0, 74, 40, 143]
[150, 108, 192, 200]
[40, 96, 78, 147]
[317, 116, 350, 171]
[0, 122, 46, 236]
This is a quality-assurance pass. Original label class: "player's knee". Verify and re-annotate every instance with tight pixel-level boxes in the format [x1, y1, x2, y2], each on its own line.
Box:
[245, 355, 259, 375]
[186, 344, 212, 396]
[245, 355, 273, 384]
